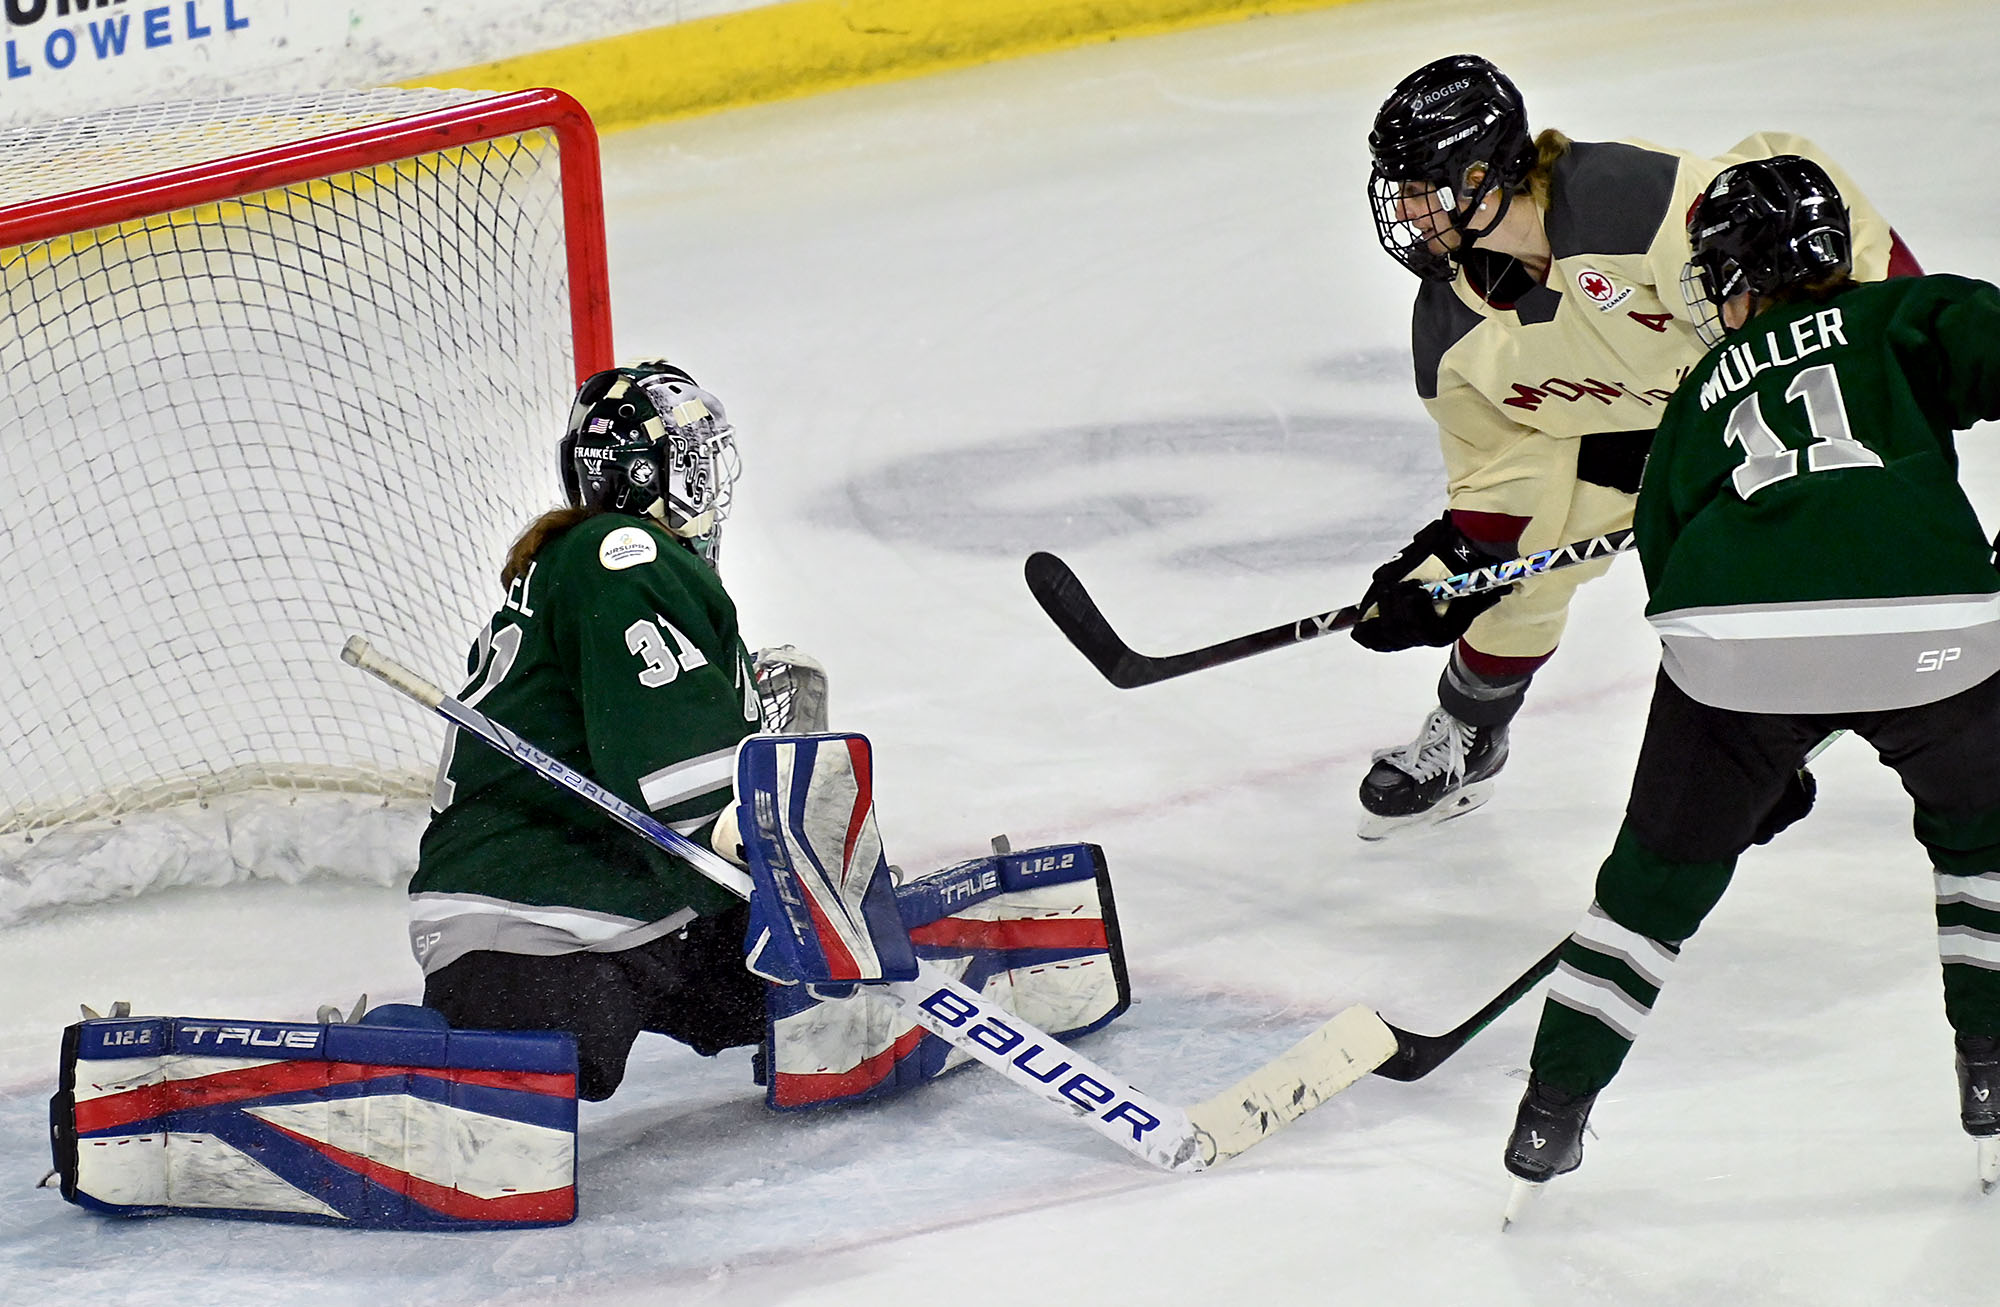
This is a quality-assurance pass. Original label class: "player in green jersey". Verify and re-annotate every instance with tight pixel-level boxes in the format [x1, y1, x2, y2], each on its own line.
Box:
[1500, 156, 2000, 1215]
[411, 362, 770, 1101]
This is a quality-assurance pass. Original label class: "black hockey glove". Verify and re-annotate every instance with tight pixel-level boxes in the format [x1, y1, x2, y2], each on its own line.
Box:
[1350, 512, 1515, 653]
[1750, 767, 1817, 846]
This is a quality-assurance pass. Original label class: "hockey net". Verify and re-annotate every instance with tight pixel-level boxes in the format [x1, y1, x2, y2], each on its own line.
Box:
[0, 88, 612, 899]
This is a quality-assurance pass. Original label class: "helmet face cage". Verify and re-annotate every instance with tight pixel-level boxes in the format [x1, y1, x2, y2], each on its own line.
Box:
[1679, 248, 1749, 347]
[634, 367, 739, 556]
[1367, 55, 1535, 282]
[561, 364, 742, 561]
[1680, 156, 1851, 346]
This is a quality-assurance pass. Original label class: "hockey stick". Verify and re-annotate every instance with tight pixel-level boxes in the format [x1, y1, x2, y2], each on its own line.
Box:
[341, 636, 1398, 1172]
[1370, 942, 1563, 1082]
[1361, 733, 1851, 1082]
[1026, 529, 1635, 689]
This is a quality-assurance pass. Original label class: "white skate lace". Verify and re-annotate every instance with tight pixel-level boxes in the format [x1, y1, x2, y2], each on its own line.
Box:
[1371, 707, 1471, 785]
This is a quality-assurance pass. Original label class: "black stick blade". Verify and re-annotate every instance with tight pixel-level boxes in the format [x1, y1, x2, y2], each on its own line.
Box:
[1371, 942, 1565, 1082]
[1024, 551, 1155, 688]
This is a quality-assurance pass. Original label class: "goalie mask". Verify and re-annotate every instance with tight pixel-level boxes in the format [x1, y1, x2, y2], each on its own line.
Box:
[1682, 155, 1852, 345]
[560, 362, 741, 562]
[1367, 54, 1537, 282]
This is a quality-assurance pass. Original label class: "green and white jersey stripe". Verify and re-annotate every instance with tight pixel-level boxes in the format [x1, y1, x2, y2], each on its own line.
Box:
[638, 743, 737, 827]
[410, 894, 697, 973]
[1653, 593, 2000, 713]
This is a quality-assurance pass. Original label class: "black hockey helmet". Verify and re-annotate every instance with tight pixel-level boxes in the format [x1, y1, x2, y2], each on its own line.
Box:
[559, 361, 740, 561]
[1682, 155, 1851, 343]
[1367, 54, 1537, 281]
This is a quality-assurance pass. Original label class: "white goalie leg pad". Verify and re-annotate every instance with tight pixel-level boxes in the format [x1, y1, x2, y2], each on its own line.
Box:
[761, 841, 1129, 1110]
[50, 1011, 579, 1229]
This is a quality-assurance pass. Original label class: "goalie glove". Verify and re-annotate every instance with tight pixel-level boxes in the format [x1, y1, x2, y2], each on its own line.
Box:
[1351, 511, 1516, 652]
[753, 646, 829, 733]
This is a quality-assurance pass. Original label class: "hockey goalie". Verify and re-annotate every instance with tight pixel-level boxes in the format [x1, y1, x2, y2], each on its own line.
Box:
[45, 729, 1129, 1229]
[44, 362, 1133, 1227]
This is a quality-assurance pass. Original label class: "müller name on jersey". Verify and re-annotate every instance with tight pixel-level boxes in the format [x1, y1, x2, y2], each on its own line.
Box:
[1697, 307, 1849, 409]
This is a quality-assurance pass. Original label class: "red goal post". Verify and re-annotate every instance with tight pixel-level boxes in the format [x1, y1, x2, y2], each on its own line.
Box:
[0, 87, 614, 841]
[0, 87, 614, 381]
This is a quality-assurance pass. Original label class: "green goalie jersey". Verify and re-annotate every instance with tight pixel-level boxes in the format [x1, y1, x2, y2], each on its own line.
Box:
[410, 512, 760, 973]
[1637, 274, 2000, 714]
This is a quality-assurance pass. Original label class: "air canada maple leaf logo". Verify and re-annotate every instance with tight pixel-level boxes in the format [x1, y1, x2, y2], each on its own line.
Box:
[1576, 269, 1616, 303]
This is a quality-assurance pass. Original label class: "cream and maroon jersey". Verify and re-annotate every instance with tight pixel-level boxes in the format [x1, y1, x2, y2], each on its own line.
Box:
[1418, 132, 1898, 548]
[1410, 133, 1900, 662]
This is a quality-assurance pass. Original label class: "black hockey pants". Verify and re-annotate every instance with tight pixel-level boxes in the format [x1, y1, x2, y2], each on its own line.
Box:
[423, 903, 766, 1101]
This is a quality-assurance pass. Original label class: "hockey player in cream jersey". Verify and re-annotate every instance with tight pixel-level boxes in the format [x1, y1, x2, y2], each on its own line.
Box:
[1347, 54, 1918, 838]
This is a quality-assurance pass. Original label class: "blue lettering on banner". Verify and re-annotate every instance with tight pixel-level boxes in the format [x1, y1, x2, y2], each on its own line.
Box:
[3, 0, 245, 79]
[87, 14, 123, 55]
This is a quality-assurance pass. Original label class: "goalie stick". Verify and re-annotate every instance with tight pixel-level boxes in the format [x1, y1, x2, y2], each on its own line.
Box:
[341, 636, 1399, 1172]
[1026, 529, 1635, 689]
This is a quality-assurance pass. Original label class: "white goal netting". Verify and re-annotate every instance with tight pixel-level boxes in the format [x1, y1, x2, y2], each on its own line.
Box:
[0, 88, 607, 896]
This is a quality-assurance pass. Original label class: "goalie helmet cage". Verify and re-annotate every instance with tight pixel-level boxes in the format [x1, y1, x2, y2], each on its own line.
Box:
[0, 87, 613, 838]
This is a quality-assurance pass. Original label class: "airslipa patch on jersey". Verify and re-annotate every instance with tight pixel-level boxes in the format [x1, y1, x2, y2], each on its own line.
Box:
[50, 1014, 578, 1229]
[599, 524, 658, 570]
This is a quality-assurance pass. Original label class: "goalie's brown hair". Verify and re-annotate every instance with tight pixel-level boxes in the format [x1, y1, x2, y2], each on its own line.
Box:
[502, 506, 597, 588]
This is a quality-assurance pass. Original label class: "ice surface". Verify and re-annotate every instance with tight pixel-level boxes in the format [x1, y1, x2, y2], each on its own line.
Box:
[7, 0, 2000, 1302]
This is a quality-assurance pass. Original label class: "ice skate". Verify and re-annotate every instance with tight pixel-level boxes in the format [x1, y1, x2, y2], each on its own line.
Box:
[1500, 1078, 1596, 1230]
[1955, 1034, 2000, 1192]
[1358, 706, 1508, 840]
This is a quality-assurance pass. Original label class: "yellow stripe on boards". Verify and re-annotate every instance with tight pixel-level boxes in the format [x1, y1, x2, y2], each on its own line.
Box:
[401, 0, 1367, 134]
